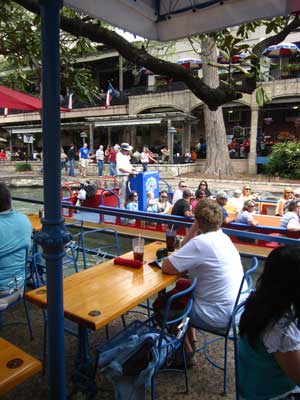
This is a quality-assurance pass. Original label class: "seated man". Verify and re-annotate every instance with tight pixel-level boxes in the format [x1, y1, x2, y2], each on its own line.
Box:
[280, 199, 300, 231]
[162, 199, 245, 353]
[171, 189, 193, 218]
[216, 191, 235, 224]
[0, 183, 32, 301]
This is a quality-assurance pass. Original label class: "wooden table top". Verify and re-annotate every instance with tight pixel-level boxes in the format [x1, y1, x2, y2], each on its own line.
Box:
[25, 241, 178, 330]
[27, 213, 42, 231]
[0, 337, 41, 396]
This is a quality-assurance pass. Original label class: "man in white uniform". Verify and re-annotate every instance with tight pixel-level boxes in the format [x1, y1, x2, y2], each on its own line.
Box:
[116, 143, 137, 208]
[162, 199, 245, 336]
[172, 180, 188, 205]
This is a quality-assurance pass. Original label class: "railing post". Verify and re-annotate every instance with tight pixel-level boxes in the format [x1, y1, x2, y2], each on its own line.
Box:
[39, 1, 71, 399]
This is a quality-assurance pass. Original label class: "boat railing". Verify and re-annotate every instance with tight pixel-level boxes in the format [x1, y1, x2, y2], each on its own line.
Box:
[12, 196, 300, 250]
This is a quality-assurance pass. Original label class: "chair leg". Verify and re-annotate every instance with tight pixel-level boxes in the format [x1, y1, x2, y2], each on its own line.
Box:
[223, 337, 229, 395]
[181, 346, 189, 394]
[121, 314, 127, 328]
[23, 299, 33, 340]
[151, 373, 155, 400]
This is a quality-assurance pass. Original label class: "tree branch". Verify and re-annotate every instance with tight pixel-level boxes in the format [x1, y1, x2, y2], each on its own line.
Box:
[12, 0, 300, 110]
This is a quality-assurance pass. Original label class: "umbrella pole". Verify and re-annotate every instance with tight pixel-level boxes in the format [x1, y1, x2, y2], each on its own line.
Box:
[39, 1, 71, 399]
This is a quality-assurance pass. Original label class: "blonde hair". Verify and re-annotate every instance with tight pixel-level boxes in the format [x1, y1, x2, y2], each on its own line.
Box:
[194, 199, 222, 233]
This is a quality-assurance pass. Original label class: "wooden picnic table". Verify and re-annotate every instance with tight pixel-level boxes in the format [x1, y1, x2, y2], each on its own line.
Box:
[0, 337, 41, 396]
[25, 241, 177, 354]
[27, 213, 42, 232]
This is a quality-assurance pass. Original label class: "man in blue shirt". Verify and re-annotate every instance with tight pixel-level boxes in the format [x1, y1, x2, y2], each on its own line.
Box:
[79, 142, 90, 177]
[216, 191, 235, 224]
[0, 182, 32, 298]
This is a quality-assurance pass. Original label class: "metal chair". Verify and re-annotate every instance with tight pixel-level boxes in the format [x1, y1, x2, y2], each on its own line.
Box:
[94, 278, 197, 400]
[80, 227, 120, 269]
[243, 256, 259, 292]
[232, 301, 246, 400]
[0, 245, 33, 340]
[193, 275, 246, 395]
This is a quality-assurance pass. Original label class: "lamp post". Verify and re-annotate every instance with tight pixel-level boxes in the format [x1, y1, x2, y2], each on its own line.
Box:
[80, 131, 87, 145]
[168, 124, 176, 164]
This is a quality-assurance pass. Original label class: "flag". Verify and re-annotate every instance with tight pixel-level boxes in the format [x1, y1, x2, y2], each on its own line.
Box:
[105, 82, 117, 108]
[3, 108, 8, 117]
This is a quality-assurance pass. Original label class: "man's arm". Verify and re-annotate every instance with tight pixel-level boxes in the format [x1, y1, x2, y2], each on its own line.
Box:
[162, 258, 179, 275]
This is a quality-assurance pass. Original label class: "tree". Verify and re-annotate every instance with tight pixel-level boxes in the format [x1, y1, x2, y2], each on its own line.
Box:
[201, 36, 234, 176]
[4, 1, 300, 175]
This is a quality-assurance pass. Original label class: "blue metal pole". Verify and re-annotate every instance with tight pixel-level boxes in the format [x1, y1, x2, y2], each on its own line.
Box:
[39, 1, 71, 398]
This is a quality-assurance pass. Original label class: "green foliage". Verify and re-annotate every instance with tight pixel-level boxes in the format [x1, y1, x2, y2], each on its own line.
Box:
[255, 86, 272, 106]
[266, 142, 300, 179]
[16, 162, 32, 172]
[0, 1, 100, 102]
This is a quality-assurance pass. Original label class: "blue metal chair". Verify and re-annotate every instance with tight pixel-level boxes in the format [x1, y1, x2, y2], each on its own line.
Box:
[0, 245, 33, 340]
[80, 227, 120, 269]
[94, 278, 197, 400]
[243, 256, 259, 292]
[232, 301, 246, 400]
[193, 275, 246, 395]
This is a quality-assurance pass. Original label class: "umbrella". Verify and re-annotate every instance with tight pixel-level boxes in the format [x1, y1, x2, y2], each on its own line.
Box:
[0, 85, 69, 114]
[176, 57, 202, 69]
[262, 42, 300, 57]
[0, 137, 7, 142]
[217, 52, 249, 64]
[262, 42, 300, 75]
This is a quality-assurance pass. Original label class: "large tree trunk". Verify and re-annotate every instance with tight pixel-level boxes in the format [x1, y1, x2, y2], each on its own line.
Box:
[201, 37, 235, 176]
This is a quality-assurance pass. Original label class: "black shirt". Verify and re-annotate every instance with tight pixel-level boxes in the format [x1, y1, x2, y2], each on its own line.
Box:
[171, 198, 190, 217]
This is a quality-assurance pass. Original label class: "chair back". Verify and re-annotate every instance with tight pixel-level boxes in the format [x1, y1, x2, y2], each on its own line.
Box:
[0, 244, 29, 310]
[232, 300, 246, 400]
[243, 256, 258, 292]
[159, 278, 197, 346]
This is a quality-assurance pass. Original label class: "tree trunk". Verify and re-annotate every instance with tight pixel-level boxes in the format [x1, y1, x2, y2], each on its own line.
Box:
[201, 37, 235, 176]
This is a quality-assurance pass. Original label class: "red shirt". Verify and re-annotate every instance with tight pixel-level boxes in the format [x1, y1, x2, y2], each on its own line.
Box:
[108, 149, 117, 163]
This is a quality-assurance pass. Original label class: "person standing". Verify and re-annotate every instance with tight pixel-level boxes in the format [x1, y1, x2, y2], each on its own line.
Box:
[108, 144, 119, 177]
[140, 146, 157, 172]
[60, 147, 68, 173]
[0, 183, 32, 297]
[96, 144, 105, 177]
[79, 142, 90, 178]
[67, 144, 75, 177]
[116, 143, 137, 208]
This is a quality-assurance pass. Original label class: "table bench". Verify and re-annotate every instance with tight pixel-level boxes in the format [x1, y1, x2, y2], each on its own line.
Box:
[0, 337, 42, 396]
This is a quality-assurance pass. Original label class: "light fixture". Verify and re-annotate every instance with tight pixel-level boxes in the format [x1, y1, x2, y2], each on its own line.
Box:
[292, 105, 299, 110]
[228, 110, 233, 114]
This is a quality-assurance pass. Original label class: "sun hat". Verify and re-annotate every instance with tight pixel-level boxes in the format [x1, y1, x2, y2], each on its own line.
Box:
[216, 191, 228, 200]
[233, 189, 242, 197]
[120, 143, 133, 151]
[114, 144, 120, 150]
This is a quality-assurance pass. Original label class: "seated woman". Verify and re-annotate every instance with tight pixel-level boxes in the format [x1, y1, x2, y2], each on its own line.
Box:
[197, 180, 212, 198]
[238, 246, 300, 400]
[123, 191, 139, 224]
[275, 187, 294, 217]
[157, 190, 172, 214]
[280, 199, 300, 231]
[191, 189, 206, 213]
[146, 191, 160, 213]
[236, 200, 259, 226]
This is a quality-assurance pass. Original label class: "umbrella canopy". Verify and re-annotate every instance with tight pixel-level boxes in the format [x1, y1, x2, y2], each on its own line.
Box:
[0, 85, 69, 112]
[262, 42, 300, 57]
[0, 137, 7, 142]
[176, 58, 202, 69]
[65, 0, 299, 41]
[217, 52, 249, 64]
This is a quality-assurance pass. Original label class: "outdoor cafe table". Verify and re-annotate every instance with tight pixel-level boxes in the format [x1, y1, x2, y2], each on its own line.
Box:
[25, 241, 178, 362]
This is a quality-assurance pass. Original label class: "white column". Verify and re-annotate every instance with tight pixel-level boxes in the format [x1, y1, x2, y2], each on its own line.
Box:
[89, 123, 94, 153]
[248, 106, 259, 174]
[119, 56, 123, 92]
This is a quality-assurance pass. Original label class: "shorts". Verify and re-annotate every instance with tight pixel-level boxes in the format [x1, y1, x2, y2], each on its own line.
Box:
[80, 159, 89, 168]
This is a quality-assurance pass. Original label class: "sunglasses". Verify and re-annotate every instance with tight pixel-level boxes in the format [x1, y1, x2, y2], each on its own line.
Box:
[248, 204, 255, 208]
[161, 195, 168, 198]
[245, 188, 251, 190]
[286, 191, 294, 194]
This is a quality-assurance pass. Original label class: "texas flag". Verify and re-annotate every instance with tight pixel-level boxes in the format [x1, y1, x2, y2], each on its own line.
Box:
[105, 82, 117, 108]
